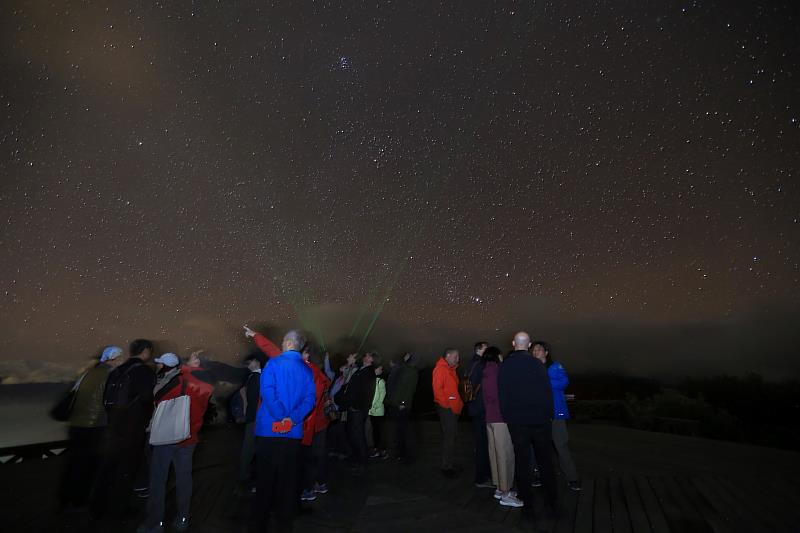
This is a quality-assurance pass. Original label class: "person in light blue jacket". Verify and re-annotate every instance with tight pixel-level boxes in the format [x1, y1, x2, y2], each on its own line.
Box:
[245, 328, 316, 533]
[532, 341, 581, 492]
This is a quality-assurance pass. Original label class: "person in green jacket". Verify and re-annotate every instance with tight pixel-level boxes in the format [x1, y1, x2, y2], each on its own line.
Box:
[60, 346, 125, 511]
[368, 366, 388, 459]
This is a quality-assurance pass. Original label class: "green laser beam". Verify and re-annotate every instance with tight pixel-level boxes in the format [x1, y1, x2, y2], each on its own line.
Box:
[357, 253, 410, 352]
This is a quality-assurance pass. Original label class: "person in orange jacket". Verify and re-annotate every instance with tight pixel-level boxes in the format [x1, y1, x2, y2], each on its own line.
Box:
[432, 348, 462, 478]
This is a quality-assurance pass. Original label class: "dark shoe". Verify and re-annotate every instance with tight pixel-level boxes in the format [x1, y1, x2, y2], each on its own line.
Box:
[475, 480, 496, 489]
[173, 516, 190, 532]
[300, 489, 317, 502]
[135, 523, 164, 533]
[313, 482, 329, 494]
[133, 487, 149, 499]
[531, 473, 542, 487]
[568, 480, 582, 491]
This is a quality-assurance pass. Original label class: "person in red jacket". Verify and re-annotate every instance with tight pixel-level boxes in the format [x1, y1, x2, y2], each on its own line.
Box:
[432, 348, 462, 478]
[300, 344, 331, 501]
[138, 352, 214, 533]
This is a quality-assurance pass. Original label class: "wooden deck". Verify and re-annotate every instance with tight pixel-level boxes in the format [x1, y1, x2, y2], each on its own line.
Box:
[3, 421, 800, 532]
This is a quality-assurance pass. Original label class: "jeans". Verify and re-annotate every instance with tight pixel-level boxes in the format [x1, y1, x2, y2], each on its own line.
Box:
[436, 406, 458, 470]
[146, 444, 195, 527]
[302, 430, 328, 490]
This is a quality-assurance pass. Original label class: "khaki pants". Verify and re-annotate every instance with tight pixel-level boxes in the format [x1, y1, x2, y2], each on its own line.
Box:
[486, 422, 515, 492]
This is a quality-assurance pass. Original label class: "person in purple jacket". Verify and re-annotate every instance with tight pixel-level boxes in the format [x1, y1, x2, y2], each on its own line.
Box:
[480, 346, 522, 507]
[532, 341, 581, 491]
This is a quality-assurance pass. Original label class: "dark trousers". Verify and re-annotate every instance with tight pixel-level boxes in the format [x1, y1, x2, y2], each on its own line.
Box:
[370, 415, 385, 451]
[146, 444, 195, 527]
[302, 430, 328, 490]
[390, 406, 415, 460]
[346, 409, 368, 466]
[326, 419, 350, 456]
[250, 437, 301, 533]
[90, 425, 147, 516]
[60, 426, 105, 507]
[436, 406, 458, 470]
[471, 414, 491, 483]
[508, 423, 557, 510]
[238, 421, 257, 483]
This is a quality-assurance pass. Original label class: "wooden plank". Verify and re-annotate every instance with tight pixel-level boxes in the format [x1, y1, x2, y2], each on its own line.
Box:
[634, 476, 671, 533]
[712, 474, 791, 532]
[621, 476, 652, 532]
[573, 478, 594, 533]
[744, 474, 800, 525]
[593, 477, 613, 533]
[673, 477, 729, 533]
[554, 482, 579, 533]
[609, 476, 633, 533]
[691, 475, 764, 533]
[661, 476, 711, 531]
[649, 475, 695, 532]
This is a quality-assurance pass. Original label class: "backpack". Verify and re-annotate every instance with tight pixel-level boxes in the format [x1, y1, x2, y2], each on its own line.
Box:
[228, 387, 246, 424]
[459, 362, 481, 403]
[103, 361, 139, 411]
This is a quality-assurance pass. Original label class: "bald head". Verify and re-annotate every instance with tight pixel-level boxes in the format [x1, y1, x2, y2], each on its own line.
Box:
[512, 331, 531, 351]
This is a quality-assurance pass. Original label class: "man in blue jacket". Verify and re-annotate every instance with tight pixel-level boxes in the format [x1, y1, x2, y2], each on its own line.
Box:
[249, 329, 316, 533]
[498, 331, 557, 517]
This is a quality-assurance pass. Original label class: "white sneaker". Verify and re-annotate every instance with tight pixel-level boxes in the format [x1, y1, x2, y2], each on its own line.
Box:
[493, 489, 503, 500]
[499, 493, 524, 508]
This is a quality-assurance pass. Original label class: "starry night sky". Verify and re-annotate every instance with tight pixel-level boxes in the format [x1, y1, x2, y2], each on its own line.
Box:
[2, 1, 799, 381]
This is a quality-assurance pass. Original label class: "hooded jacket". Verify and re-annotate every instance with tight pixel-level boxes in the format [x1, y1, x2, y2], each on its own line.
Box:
[153, 365, 214, 447]
[70, 363, 112, 428]
[432, 357, 463, 415]
[302, 361, 331, 445]
[548, 361, 570, 420]
[255, 350, 316, 440]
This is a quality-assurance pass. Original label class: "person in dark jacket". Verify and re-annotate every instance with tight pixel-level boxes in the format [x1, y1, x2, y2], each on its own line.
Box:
[91, 338, 157, 519]
[59, 346, 124, 511]
[344, 352, 377, 474]
[237, 352, 264, 490]
[464, 341, 493, 488]
[246, 328, 316, 533]
[385, 352, 419, 463]
[497, 331, 557, 515]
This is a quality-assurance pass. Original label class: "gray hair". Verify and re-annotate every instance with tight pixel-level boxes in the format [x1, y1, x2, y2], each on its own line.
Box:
[283, 329, 306, 351]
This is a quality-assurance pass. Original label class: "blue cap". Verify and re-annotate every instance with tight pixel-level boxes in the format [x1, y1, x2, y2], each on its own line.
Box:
[100, 346, 123, 362]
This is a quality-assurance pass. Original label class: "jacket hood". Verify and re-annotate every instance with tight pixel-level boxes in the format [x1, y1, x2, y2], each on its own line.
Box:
[435, 357, 456, 370]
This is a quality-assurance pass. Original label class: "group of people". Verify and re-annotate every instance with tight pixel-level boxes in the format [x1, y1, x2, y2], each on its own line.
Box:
[432, 331, 580, 517]
[59, 339, 214, 533]
[58, 326, 578, 530]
